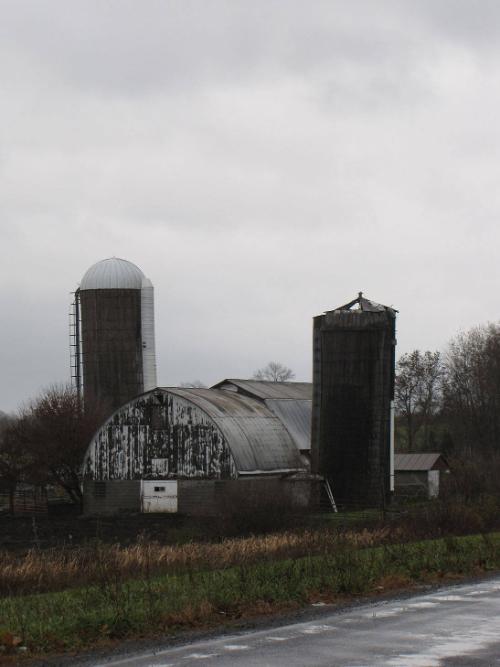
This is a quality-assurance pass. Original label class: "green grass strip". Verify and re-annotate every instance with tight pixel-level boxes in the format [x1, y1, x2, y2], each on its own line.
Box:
[1, 532, 499, 654]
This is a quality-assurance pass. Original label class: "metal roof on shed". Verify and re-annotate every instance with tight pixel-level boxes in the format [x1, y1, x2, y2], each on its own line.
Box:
[161, 387, 306, 474]
[213, 379, 312, 401]
[394, 453, 449, 471]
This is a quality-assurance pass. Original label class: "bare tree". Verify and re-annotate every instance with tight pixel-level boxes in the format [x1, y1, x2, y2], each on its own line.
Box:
[395, 350, 443, 450]
[25, 384, 107, 506]
[253, 362, 295, 382]
[443, 324, 500, 456]
[0, 386, 107, 510]
[0, 412, 38, 513]
[179, 380, 207, 388]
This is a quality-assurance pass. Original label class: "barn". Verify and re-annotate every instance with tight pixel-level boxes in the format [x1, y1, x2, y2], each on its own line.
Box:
[82, 380, 317, 515]
[78, 282, 397, 516]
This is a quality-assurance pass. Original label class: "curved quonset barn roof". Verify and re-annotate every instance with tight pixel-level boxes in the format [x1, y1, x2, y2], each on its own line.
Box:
[214, 379, 312, 400]
[264, 399, 311, 452]
[83, 387, 307, 481]
[167, 388, 306, 473]
[80, 257, 146, 290]
[213, 380, 313, 451]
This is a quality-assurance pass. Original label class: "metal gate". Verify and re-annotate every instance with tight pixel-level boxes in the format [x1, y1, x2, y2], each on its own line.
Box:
[141, 480, 178, 513]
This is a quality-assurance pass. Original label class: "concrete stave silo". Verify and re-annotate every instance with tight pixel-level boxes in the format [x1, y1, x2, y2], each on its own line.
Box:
[311, 293, 396, 508]
[73, 258, 157, 413]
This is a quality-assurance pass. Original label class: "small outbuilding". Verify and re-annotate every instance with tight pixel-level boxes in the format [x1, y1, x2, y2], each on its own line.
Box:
[394, 452, 450, 499]
[82, 381, 317, 516]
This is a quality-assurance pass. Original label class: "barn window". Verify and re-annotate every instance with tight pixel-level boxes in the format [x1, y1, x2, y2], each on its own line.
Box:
[154, 486, 166, 492]
[93, 482, 106, 497]
[151, 404, 164, 430]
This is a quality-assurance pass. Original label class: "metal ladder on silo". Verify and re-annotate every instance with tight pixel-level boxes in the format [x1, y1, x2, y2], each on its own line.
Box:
[69, 290, 83, 401]
[324, 479, 338, 513]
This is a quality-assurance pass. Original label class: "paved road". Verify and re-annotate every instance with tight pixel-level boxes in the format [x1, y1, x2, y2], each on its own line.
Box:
[94, 577, 500, 667]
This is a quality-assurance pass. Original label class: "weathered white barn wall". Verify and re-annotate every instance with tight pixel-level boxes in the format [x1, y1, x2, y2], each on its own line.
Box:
[83, 392, 237, 482]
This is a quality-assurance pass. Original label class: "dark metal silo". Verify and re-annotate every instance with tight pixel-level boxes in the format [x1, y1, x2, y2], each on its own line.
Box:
[311, 293, 397, 508]
[75, 258, 157, 413]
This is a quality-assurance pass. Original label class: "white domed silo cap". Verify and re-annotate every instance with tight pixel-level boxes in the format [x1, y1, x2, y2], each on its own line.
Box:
[80, 257, 146, 290]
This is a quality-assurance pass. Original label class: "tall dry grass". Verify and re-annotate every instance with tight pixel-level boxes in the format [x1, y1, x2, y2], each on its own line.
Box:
[3, 531, 499, 656]
[0, 526, 389, 596]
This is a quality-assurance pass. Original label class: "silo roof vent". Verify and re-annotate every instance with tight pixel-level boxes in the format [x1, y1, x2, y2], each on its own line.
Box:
[329, 292, 398, 314]
[80, 257, 145, 290]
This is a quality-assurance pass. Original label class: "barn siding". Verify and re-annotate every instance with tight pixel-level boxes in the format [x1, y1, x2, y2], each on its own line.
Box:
[83, 392, 237, 481]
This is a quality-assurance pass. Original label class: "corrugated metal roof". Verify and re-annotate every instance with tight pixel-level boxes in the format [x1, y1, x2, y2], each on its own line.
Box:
[80, 257, 145, 290]
[211, 380, 313, 453]
[265, 399, 311, 451]
[394, 453, 448, 471]
[161, 387, 306, 474]
[213, 379, 312, 401]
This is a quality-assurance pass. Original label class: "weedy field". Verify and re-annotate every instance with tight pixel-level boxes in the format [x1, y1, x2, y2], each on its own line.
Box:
[1, 532, 499, 657]
[1, 498, 500, 660]
[0, 526, 387, 597]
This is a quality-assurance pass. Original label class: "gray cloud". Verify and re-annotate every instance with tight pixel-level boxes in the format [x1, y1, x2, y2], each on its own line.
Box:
[0, 1, 499, 410]
[2, 1, 482, 94]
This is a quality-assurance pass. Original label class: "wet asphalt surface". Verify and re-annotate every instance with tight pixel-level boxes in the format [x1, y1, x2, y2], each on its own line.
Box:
[67, 576, 500, 667]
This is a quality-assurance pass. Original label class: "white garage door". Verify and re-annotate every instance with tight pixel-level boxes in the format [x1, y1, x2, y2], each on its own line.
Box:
[141, 480, 178, 513]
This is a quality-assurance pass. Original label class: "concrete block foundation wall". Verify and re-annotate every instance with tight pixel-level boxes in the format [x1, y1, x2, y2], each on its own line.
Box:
[83, 479, 141, 515]
[83, 477, 319, 516]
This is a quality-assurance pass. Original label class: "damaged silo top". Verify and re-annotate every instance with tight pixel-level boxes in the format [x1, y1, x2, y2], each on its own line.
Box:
[329, 292, 397, 316]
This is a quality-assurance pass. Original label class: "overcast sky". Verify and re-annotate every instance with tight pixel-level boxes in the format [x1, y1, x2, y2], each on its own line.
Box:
[1, 0, 499, 411]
